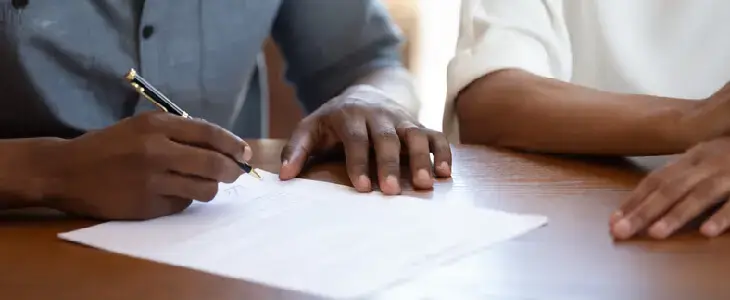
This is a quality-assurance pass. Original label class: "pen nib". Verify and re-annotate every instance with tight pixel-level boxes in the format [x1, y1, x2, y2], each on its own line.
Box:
[249, 169, 262, 180]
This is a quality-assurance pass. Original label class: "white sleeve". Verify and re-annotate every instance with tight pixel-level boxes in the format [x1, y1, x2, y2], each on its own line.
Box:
[443, 0, 572, 143]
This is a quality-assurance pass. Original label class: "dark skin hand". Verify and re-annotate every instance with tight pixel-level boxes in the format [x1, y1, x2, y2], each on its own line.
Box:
[41, 112, 251, 220]
[279, 84, 452, 195]
[611, 137, 730, 239]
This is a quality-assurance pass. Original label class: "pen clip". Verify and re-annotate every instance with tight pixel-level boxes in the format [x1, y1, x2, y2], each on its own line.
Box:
[131, 82, 169, 113]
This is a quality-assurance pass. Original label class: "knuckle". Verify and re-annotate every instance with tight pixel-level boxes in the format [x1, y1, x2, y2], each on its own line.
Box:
[135, 112, 166, 132]
[347, 154, 369, 168]
[660, 211, 680, 225]
[204, 153, 230, 178]
[655, 184, 681, 201]
[410, 152, 431, 164]
[403, 126, 424, 139]
[341, 100, 366, 111]
[376, 128, 400, 144]
[345, 152, 369, 169]
[373, 104, 392, 116]
[379, 157, 400, 171]
[692, 181, 720, 201]
[348, 163, 369, 172]
[427, 131, 451, 151]
[435, 141, 452, 156]
[345, 129, 369, 145]
[197, 122, 222, 141]
[320, 111, 341, 126]
[138, 134, 168, 163]
[682, 198, 704, 216]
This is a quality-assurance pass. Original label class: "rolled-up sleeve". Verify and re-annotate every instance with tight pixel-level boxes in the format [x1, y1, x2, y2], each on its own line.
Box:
[271, 0, 404, 113]
[444, 0, 572, 142]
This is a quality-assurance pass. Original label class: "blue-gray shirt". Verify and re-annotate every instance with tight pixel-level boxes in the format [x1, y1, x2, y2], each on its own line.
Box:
[0, 0, 403, 139]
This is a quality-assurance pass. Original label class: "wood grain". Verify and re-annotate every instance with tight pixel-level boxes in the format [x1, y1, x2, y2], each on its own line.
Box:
[2, 140, 729, 300]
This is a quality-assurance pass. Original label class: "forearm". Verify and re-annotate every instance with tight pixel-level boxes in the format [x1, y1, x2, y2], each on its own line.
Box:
[457, 69, 702, 156]
[0, 138, 60, 210]
[355, 67, 420, 117]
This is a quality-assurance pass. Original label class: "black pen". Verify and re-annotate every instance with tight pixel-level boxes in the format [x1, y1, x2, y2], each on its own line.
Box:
[124, 68, 261, 179]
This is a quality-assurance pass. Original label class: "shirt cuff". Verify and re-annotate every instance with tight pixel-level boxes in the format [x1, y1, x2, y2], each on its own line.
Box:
[443, 31, 554, 143]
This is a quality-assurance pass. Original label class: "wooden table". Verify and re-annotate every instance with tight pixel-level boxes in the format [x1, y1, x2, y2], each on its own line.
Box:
[2, 140, 729, 300]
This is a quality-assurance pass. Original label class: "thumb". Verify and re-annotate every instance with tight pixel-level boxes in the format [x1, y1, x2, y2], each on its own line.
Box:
[280, 124, 318, 180]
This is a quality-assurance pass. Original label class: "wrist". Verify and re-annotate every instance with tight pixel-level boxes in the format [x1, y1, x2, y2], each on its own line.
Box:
[678, 99, 729, 147]
[0, 138, 66, 207]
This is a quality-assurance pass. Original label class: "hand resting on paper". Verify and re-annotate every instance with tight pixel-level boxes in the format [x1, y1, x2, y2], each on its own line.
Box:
[611, 137, 730, 239]
[34, 112, 251, 220]
[278, 84, 452, 195]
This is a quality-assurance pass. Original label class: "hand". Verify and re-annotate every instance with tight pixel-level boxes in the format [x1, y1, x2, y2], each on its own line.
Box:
[279, 85, 452, 195]
[610, 137, 730, 239]
[42, 112, 252, 220]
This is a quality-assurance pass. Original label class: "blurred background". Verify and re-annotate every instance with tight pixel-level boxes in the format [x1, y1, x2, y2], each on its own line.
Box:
[266, 0, 461, 138]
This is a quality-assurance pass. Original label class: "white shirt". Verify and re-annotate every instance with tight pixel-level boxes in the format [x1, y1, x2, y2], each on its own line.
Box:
[444, 0, 730, 142]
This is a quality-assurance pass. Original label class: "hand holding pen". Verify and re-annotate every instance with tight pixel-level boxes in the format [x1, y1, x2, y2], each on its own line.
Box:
[11, 69, 258, 221]
[125, 68, 261, 179]
[39, 107, 254, 221]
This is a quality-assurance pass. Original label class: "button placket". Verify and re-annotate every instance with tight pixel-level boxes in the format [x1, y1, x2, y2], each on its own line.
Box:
[135, 3, 163, 113]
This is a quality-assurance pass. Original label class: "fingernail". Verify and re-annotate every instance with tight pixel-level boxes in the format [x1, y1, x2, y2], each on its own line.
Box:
[242, 146, 253, 161]
[648, 221, 670, 239]
[438, 161, 451, 175]
[386, 175, 399, 190]
[702, 222, 720, 237]
[612, 219, 633, 239]
[282, 159, 288, 166]
[609, 211, 623, 225]
[357, 175, 371, 191]
[417, 169, 432, 184]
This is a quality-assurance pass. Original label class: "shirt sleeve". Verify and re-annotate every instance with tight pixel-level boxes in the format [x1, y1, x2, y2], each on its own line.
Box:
[271, 0, 406, 113]
[443, 0, 572, 143]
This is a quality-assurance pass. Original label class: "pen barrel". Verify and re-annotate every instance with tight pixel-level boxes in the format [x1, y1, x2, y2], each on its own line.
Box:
[129, 76, 188, 117]
[236, 161, 253, 173]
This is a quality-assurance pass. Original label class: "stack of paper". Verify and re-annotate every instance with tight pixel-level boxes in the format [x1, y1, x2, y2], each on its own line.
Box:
[59, 170, 547, 299]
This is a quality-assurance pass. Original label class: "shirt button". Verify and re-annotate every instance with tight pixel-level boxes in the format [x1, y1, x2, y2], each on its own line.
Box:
[142, 25, 155, 39]
[11, 0, 28, 9]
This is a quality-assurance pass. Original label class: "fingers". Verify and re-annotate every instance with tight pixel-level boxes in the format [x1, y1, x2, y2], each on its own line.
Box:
[280, 122, 318, 180]
[611, 166, 714, 239]
[334, 117, 372, 192]
[165, 139, 243, 183]
[428, 129, 452, 178]
[156, 172, 220, 202]
[649, 176, 730, 238]
[397, 123, 433, 190]
[702, 200, 730, 238]
[141, 113, 252, 163]
[369, 117, 402, 195]
[611, 159, 690, 225]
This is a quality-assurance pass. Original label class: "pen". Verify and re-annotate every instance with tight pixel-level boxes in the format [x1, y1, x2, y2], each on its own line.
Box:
[124, 68, 261, 179]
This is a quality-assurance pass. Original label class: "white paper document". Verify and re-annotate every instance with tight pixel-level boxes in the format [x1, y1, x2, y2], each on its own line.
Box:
[59, 171, 547, 299]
